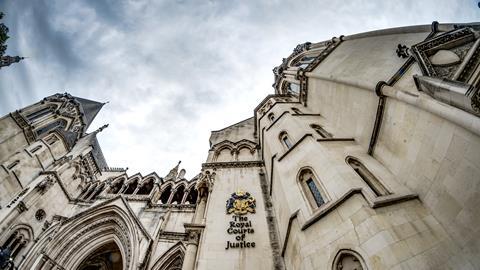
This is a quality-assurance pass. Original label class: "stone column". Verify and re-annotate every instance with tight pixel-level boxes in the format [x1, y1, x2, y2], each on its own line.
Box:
[181, 227, 202, 270]
[193, 196, 207, 223]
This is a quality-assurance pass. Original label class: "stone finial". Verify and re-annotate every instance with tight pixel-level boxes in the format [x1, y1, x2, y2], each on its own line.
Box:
[396, 44, 410, 58]
[164, 161, 181, 181]
[94, 124, 109, 133]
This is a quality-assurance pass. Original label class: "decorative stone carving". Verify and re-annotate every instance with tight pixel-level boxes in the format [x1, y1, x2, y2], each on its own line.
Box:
[196, 170, 215, 197]
[36, 176, 55, 194]
[430, 49, 461, 66]
[396, 44, 410, 58]
[411, 26, 480, 117]
[36, 209, 46, 221]
[411, 27, 479, 82]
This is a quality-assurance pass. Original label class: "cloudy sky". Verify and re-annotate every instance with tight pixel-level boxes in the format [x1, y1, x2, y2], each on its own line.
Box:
[0, 0, 477, 178]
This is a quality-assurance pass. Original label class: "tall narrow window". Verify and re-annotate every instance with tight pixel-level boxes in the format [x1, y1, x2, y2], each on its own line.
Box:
[291, 107, 302, 114]
[7, 160, 19, 170]
[26, 105, 56, 122]
[298, 168, 327, 209]
[288, 83, 300, 94]
[310, 124, 332, 138]
[1, 227, 31, 263]
[35, 119, 67, 137]
[136, 178, 154, 195]
[123, 179, 138, 195]
[346, 156, 390, 196]
[306, 179, 324, 207]
[159, 185, 172, 204]
[279, 132, 293, 149]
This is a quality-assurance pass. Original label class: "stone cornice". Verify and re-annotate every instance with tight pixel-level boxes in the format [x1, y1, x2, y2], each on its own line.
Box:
[202, 161, 264, 169]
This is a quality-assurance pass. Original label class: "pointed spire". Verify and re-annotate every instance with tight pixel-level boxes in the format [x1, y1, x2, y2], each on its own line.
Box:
[0, 55, 24, 68]
[93, 124, 109, 134]
[73, 96, 105, 130]
[164, 161, 181, 181]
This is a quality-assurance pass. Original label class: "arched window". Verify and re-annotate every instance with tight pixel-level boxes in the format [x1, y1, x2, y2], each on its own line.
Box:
[310, 124, 332, 138]
[298, 168, 327, 208]
[268, 113, 275, 122]
[82, 184, 98, 200]
[109, 179, 124, 194]
[137, 178, 154, 195]
[7, 160, 19, 170]
[185, 188, 198, 204]
[1, 226, 32, 262]
[333, 249, 366, 270]
[30, 145, 42, 153]
[291, 107, 302, 114]
[287, 82, 300, 94]
[171, 185, 185, 204]
[90, 183, 105, 200]
[346, 156, 390, 196]
[294, 55, 316, 68]
[26, 105, 56, 122]
[159, 185, 172, 204]
[45, 134, 59, 145]
[279, 131, 293, 149]
[123, 179, 138, 195]
[35, 119, 67, 137]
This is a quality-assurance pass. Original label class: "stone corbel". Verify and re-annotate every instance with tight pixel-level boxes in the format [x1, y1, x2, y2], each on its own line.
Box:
[184, 223, 205, 246]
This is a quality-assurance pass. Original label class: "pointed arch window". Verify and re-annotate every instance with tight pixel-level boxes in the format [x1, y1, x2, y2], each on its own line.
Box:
[30, 145, 42, 153]
[171, 185, 185, 204]
[346, 156, 390, 196]
[159, 185, 172, 204]
[333, 249, 366, 270]
[298, 168, 327, 208]
[291, 107, 302, 114]
[90, 183, 105, 200]
[26, 105, 56, 122]
[35, 119, 67, 137]
[185, 188, 198, 204]
[279, 131, 293, 149]
[136, 178, 154, 195]
[310, 124, 332, 138]
[109, 179, 124, 194]
[7, 160, 19, 170]
[1, 227, 32, 262]
[288, 82, 300, 94]
[123, 179, 138, 195]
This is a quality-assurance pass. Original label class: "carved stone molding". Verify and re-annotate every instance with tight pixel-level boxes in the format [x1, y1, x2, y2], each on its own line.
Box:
[202, 161, 264, 169]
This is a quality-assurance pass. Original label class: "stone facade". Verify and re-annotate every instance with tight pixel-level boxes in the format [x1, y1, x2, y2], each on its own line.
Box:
[0, 22, 480, 270]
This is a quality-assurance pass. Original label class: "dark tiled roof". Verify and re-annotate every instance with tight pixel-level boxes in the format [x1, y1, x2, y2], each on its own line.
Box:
[56, 129, 78, 150]
[74, 96, 104, 130]
[90, 135, 108, 170]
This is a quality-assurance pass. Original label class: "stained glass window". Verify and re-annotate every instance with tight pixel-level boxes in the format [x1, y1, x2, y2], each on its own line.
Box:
[306, 178, 324, 207]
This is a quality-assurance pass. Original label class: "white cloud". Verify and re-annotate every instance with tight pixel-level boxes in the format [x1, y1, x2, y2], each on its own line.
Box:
[0, 0, 477, 178]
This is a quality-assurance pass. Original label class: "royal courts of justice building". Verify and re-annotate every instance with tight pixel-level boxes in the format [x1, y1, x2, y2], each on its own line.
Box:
[0, 22, 480, 270]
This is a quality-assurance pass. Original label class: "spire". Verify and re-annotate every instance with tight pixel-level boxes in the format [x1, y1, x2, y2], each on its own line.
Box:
[93, 124, 109, 134]
[0, 55, 24, 68]
[73, 96, 105, 130]
[164, 161, 181, 181]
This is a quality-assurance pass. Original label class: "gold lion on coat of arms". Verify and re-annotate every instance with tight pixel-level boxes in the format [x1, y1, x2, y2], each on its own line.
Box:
[226, 190, 256, 215]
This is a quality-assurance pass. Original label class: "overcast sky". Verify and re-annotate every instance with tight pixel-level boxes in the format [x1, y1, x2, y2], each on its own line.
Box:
[0, 0, 477, 178]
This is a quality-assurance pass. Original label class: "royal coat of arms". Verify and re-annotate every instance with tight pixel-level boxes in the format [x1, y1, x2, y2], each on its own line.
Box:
[226, 190, 256, 215]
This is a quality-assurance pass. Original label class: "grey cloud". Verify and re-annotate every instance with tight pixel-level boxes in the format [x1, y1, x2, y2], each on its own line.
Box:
[0, 0, 477, 177]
